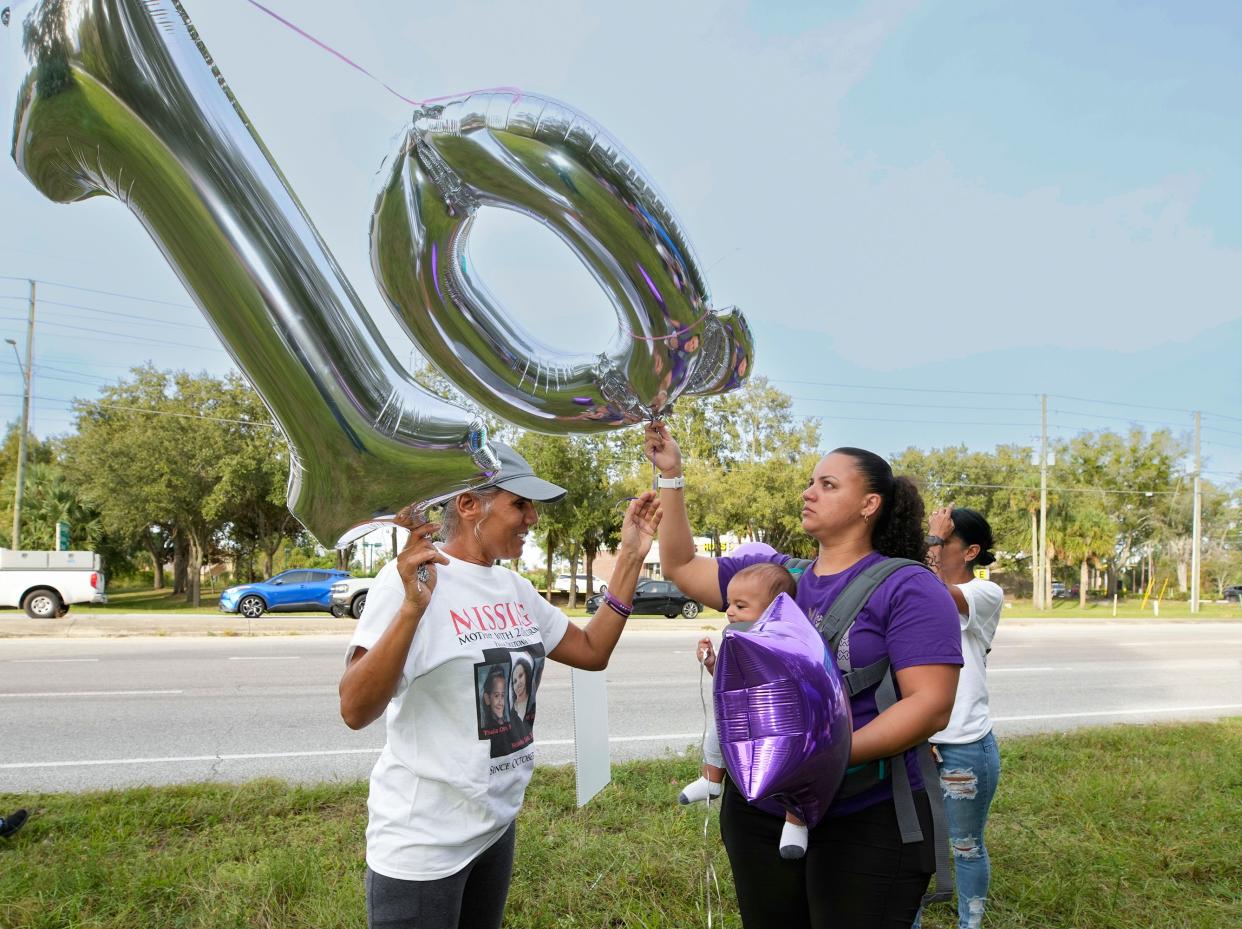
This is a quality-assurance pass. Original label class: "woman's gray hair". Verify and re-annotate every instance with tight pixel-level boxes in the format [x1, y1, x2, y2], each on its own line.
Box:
[440, 486, 503, 542]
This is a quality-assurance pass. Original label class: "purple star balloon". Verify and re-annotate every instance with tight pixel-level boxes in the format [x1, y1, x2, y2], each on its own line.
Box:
[714, 593, 852, 827]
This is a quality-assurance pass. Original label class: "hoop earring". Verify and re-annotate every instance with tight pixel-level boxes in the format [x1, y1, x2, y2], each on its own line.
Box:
[862, 513, 870, 525]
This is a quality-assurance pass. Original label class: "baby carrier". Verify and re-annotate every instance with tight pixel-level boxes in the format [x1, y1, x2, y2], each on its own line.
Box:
[785, 556, 953, 905]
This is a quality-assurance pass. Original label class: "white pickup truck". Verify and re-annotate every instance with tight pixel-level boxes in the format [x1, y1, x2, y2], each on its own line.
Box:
[0, 549, 107, 618]
[329, 576, 370, 619]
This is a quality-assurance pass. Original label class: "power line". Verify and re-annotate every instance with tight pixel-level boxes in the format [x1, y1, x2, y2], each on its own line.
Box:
[0, 276, 197, 309]
[789, 395, 1034, 414]
[34, 354, 188, 372]
[910, 479, 1182, 497]
[807, 412, 1040, 427]
[0, 392, 278, 427]
[771, 378, 1242, 430]
[773, 377, 1035, 399]
[1203, 424, 1242, 439]
[1050, 408, 1190, 431]
[0, 315, 227, 352]
[0, 295, 213, 331]
[0, 367, 114, 389]
[1047, 393, 1197, 416]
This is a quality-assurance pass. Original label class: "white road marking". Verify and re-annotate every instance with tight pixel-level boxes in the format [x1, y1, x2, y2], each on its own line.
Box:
[227, 656, 300, 661]
[988, 667, 1058, 673]
[540, 732, 700, 747]
[0, 748, 381, 770]
[11, 658, 99, 663]
[0, 733, 705, 771]
[1117, 640, 1242, 646]
[994, 703, 1242, 723]
[0, 689, 182, 698]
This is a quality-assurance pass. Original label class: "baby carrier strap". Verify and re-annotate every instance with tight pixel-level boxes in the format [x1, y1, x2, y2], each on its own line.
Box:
[807, 556, 954, 906]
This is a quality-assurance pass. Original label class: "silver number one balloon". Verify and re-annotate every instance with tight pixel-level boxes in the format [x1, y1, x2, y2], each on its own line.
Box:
[7, 0, 497, 546]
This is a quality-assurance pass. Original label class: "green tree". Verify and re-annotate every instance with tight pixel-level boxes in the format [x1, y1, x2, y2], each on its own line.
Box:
[206, 385, 294, 581]
[891, 443, 1039, 585]
[7, 461, 101, 551]
[1059, 428, 1185, 596]
[0, 421, 57, 546]
[65, 367, 292, 605]
[572, 435, 623, 605]
[1049, 502, 1115, 607]
[514, 432, 582, 598]
[650, 377, 821, 555]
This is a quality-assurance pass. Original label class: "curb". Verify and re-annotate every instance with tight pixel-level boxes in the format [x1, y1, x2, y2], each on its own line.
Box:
[0, 613, 732, 639]
[1, 608, 1237, 639]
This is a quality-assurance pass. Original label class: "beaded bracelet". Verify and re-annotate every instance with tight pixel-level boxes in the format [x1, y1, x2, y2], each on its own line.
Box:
[602, 590, 633, 619]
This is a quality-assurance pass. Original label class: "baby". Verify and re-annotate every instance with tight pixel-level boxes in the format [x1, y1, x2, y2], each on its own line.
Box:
[679, 562, 810, 859]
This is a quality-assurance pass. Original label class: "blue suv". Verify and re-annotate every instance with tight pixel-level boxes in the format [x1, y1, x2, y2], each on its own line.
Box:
[219, 569, 351, 618]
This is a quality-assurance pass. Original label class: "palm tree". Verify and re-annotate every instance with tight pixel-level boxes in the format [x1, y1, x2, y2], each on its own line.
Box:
[1052, 505, 1115, 608]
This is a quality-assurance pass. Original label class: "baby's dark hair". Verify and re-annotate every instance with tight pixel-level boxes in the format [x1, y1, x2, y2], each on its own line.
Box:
[831, 447, 927, 562]
[733, 562, 798, 605]
[951, 507, 997, 567]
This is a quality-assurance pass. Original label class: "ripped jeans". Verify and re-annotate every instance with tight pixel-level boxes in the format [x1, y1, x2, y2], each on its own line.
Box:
[913, 730, 1001, 929]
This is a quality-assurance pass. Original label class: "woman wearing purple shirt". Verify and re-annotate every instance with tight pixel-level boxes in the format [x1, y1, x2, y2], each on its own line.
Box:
[644, 422, 963, 929]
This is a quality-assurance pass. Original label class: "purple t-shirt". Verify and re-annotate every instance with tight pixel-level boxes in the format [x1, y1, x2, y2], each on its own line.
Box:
[717, 550, 963, 817]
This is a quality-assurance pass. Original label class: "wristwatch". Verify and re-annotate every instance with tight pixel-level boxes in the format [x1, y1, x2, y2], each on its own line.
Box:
[657, 475, 686, 489]
[925, 534, 945, 547]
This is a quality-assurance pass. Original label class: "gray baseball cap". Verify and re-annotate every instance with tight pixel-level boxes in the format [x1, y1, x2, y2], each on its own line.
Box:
[475, 442, 567, 503]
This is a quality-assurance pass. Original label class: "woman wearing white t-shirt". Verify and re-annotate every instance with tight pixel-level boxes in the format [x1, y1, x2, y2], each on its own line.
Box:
[339, 442, 661, 929]
[917, 505, 1004, 929]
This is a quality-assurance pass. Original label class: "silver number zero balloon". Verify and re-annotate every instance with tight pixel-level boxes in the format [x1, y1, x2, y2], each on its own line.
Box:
[372, 91, 754, 431]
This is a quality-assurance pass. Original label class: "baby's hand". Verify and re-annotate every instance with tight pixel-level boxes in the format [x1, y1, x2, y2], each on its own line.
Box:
[696, 637, 716, 674]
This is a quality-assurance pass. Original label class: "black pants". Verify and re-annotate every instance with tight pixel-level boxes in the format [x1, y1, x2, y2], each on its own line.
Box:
[720, 779, 935, 929]
[365, 821, 517, 929]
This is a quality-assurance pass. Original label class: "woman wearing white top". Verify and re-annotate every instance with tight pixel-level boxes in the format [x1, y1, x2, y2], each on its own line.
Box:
[917, 505, 1004, 929]
[339, 442, 661, 929]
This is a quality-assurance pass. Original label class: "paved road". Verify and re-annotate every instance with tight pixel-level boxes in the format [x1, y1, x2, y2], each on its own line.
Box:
[2, 623, 1240, 793]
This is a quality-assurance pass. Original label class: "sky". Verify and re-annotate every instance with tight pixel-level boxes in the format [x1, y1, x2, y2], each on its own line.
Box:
[1, 0, 1240, 483]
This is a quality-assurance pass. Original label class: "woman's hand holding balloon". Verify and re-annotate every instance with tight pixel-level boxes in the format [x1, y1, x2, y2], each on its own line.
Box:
[697, 637, 717, 674]
[392, 506, 450, 611]
[644, 421, 683, 476]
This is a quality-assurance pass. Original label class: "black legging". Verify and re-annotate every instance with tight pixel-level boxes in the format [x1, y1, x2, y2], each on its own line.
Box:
[720, 779, 935, 929]
[365, 821, 517, 929]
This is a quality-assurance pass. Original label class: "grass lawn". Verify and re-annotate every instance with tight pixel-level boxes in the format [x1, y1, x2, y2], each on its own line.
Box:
[2, 720, 1239, 928]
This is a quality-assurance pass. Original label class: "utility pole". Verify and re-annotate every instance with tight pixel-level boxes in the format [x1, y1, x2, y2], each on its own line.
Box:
[1191, 411, 1202, 613]
[9, 281, 35, 551]
[1031, 510, 1040, 609]
[1039, 394, 1049, 611]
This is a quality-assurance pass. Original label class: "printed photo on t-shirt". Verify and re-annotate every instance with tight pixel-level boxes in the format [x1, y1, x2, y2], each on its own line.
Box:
[475, 663, 512, 752]
[474, 644, 546, 758]
[508, 651, 545, 753]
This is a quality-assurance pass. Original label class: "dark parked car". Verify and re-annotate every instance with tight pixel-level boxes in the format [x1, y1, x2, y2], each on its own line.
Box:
[219, 568, 351, 618]
[1224, 585, 1242, 603]
[586, 578, 702, 619]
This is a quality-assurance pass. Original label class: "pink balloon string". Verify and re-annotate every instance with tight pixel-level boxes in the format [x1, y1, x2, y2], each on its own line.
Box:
[242, 0, 521, 107]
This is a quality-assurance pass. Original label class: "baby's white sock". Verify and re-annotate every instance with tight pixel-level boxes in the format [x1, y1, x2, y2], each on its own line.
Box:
[678, 776, 723, 804]
[779, 820, 809, 859]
